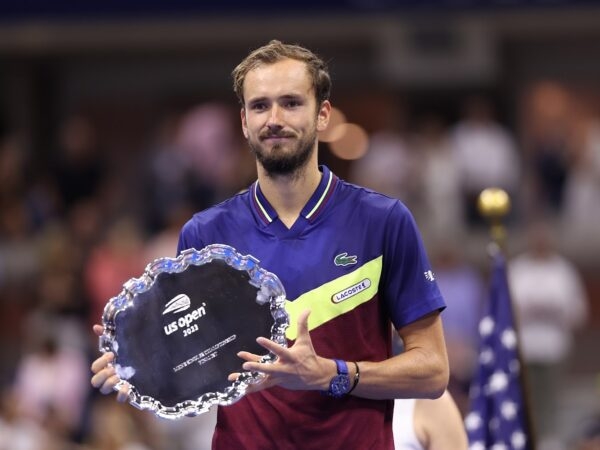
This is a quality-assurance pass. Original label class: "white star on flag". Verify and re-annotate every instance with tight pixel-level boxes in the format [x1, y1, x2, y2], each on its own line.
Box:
[501, 328, 517, 349]
[479, 316, 495, 336]
[501, 401, 518, 420]
[488, 370, 509, 393]
[480, 347, 494, 365]
[491, 443, 508, 450]
[511, 431, 527, 449]
[465, 412, 483, 431]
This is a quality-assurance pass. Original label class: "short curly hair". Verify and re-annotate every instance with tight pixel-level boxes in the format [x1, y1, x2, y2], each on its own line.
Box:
[232, 40, 331, 108]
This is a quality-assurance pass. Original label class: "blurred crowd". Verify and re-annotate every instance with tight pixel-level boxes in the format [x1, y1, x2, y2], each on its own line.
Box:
[0, 81, 599, 449]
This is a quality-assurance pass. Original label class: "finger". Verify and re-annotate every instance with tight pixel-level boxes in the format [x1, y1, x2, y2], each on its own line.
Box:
[295, 309, 311, 338]
[227, 371, 275, 394]
[228, 372, 267, 386]
[116, 383, 130, 403]
[94, 372, 121, 395]
[92, 324, 104, 336]
[91, 366, 116, 389]
[233, 351, 265, 377]
[101, 375, 122, 395]
[91, 361, 116, 382]
[237, 351, 263, 363]
[91, 352, 114, 374]
[241, 360, 281, 374]
[255, 337, 288, 357]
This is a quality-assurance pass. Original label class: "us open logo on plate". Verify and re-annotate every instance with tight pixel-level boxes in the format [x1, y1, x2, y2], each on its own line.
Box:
[163, 294, 191, 315]
[331, 279, 371, 304]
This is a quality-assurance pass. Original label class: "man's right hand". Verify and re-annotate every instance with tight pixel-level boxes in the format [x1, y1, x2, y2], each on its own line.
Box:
[90, 324, 130, 402]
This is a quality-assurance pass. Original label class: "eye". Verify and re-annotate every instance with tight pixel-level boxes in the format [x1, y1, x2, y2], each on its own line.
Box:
[250, 102, 267, 111]
[284, 99, 301, 108]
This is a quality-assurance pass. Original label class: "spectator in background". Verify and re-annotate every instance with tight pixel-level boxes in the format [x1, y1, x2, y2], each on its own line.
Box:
[84, 216, 146, 328]
[140, 111, 215, 234]
[0, 132, 28, 204]
[508, 219, 588, 449]
[0, 133, 40, 292]
[85, 396, 163, 450]
[450, 95, 521, 227]
[0, 200, 39, 294]
[175, 102, 255, 203]
[0, 388, 68, 450]
[521, 82, 574, 218]
[0, 130, 61, 232]
[141, 105, 254, 236]
[143, 202, 195, 262]
[51, 115, 108, 215]
[561, 113, 600, 254]
[347, 104, 421, 209]
[8, 222, 92, 443]
[412, 113, 464, 239]
[10, 330, 89, 447]
[0, 199, 42, 388]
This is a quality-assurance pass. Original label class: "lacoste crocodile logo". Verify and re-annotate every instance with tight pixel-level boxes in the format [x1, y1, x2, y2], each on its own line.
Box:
[334, 252, 358, 267]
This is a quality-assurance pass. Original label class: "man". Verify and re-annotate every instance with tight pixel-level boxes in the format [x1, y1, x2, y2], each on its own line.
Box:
[393, 391, 468, 450]
[508, 219, 588, 447]
[91, 40, 448, 449]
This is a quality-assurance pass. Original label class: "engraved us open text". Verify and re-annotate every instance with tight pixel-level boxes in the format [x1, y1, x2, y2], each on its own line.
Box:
[172, 334, 237, 373]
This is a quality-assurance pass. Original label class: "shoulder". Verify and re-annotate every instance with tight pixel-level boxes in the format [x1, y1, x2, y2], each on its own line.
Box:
[414, 391, 468, 450]
[336, 178, 413, 220]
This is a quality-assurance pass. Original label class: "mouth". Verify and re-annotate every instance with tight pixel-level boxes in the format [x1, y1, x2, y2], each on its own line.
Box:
[263, 136, 291, 143]
[260, 132, 295, 142]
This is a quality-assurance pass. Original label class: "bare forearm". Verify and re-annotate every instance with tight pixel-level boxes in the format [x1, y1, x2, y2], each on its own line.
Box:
[349, 312, 449, 400]
[350, 348, 449, 400]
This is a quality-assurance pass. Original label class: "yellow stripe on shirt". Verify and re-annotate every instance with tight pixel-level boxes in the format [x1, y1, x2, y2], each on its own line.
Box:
[285, 255, 383, 340]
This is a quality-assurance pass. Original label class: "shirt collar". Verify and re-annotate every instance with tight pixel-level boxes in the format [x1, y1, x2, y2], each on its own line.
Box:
[251, 165, 338, 225]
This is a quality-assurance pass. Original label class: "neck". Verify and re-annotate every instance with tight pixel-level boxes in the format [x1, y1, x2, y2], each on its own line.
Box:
[257, 160, 322, 228]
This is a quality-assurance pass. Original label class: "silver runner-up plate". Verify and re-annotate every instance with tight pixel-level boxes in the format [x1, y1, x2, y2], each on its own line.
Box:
[99, 244, 289, 420]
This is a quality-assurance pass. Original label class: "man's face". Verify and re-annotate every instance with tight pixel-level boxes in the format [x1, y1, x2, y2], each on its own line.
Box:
[241, 58, 330, 176]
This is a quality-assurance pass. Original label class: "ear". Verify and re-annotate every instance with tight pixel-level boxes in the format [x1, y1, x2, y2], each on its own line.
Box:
[240, 108, 249, 139]
[317, 100, 331, 132]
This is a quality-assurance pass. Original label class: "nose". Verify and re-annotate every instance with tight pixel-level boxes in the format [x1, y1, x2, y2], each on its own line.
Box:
[266, 104, 283, 130]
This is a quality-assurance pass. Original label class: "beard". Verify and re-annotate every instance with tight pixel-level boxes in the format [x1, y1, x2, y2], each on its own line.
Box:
[248, 126, 317, 178]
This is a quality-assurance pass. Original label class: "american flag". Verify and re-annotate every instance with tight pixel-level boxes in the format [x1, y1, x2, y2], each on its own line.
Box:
[465, 250, 533, 450]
